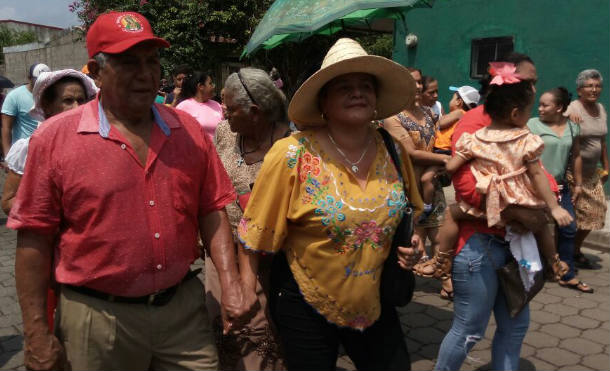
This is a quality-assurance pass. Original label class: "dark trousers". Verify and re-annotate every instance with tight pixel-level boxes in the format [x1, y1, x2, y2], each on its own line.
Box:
[270, 253, 411, 371]
[557, 185, 577, 281]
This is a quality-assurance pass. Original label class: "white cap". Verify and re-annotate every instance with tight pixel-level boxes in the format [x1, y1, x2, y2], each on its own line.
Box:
[29, 63, 51, 79]
[449, 85, 480, 107]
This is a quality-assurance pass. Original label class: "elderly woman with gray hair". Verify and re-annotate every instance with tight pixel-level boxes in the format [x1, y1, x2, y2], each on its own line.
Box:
[564, 69, 609, 272]
[204, 67, 291, 370]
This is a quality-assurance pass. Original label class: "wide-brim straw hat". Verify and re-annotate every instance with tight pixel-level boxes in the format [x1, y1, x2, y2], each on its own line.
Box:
[288, 38, 415, 129]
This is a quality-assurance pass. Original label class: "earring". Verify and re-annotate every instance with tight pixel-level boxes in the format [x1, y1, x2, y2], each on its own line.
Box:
[373, 109, 378, 119]
[321, 112, 326, 121]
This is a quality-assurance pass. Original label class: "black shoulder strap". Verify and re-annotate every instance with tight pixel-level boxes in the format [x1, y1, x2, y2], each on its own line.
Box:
[378, 127, 403, 183]
[378, 128, 414, 210]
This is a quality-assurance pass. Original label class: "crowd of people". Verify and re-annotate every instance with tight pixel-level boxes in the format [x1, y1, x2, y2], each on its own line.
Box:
[0, 10, 607, 371]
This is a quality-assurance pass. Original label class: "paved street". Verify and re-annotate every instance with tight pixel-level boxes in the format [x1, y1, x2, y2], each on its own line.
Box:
[0, 174, 608, 370]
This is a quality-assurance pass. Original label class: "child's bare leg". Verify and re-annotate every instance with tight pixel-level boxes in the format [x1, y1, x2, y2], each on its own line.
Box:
[420, 166, 438, 206]
[534, 225, 568, 280]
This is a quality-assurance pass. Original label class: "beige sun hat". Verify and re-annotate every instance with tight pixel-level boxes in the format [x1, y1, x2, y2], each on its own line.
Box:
[288, 38, 415, 129]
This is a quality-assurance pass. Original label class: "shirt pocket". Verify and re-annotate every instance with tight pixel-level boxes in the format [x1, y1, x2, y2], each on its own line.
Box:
[170, 169, 198, 218]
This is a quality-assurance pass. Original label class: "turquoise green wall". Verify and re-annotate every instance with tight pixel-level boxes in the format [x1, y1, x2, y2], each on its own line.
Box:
[394, 0, 610, 192]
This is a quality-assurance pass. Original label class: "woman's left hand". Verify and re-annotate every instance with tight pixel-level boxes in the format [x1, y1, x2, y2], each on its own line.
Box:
[571, 185, 582, 203]
[397, 234, 424, 270]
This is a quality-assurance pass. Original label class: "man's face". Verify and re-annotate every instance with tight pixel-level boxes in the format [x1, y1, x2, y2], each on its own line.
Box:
[515, 61, 538, 93]
[98, 41, 161, 116]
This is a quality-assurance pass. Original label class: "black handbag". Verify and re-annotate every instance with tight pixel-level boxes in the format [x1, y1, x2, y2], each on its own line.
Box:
[482, 244, 545, 318]
[378, 128, 416, 307]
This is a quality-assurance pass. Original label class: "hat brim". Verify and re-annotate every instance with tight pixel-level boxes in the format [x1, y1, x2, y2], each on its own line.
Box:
[288, 55, 415, 129]
[89, 36, 170, 58]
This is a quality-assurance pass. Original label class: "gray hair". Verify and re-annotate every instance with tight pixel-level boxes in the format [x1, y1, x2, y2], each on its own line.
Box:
[93, 52, 109, 69]
[224, 68, 287, 123]
[576, 69, 603, 88]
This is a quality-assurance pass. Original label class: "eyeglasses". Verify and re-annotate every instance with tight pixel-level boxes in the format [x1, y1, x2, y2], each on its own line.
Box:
[237, 71, 258, 106]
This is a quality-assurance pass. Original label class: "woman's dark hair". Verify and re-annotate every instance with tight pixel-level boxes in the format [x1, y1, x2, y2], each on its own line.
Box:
[172, 64, 191, 77]
[546, 86, 572, 113]
[181, 71, 213, 100]
[41, 76, 87, 107]
[484, 81, 535, 121]
[422, 75, 437, 92]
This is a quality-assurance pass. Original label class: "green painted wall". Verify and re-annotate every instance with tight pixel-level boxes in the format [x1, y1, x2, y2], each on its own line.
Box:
[394, 0, 610, 192]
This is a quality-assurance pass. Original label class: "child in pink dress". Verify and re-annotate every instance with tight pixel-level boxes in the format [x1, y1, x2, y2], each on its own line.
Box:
[433, 63, 570, 281]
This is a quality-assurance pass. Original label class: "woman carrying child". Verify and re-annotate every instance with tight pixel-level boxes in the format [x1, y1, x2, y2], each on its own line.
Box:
[383, 68, 453, 299]
[434, 62, 570, 371]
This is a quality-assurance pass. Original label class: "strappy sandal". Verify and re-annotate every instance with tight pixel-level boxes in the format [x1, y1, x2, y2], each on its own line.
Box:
[440, 278, 454, 301]
[413, 256, 435, 277]
[559, 279, 594, 293]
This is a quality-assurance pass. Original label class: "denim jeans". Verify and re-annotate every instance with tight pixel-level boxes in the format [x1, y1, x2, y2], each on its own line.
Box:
[557, 185, 577, 281]
[435, 234, 530, 371]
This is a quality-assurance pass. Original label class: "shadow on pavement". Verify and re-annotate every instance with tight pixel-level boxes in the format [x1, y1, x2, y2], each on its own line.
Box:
[0, 334, 23, 369]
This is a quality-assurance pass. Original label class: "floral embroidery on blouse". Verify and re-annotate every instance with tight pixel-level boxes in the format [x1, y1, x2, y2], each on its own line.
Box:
[239, 131, 424, 330]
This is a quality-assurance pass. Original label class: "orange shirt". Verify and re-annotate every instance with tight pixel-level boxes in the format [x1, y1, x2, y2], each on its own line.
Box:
[434, 109, 465, 150]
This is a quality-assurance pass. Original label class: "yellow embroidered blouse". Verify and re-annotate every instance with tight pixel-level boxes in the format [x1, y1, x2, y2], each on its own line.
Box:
[238, 130, 423, 330]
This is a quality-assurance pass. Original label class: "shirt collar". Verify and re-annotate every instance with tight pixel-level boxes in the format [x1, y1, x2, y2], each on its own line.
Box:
[97, 100, 171, 138]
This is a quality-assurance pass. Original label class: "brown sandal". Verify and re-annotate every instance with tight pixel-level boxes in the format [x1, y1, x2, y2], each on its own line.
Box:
[413, 256, 435, 277]
[559, 279, 594, 293]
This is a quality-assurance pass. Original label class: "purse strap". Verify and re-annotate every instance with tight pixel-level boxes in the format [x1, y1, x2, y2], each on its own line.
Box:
[377, 127, 414, 210]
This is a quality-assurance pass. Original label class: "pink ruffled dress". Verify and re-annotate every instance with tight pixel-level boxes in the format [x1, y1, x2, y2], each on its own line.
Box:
[455, 127, 546, 227]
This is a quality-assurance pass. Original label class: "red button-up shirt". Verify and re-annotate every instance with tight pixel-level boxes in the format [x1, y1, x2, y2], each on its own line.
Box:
[451, 106, 558, 253]
[8, 98, 235, 296]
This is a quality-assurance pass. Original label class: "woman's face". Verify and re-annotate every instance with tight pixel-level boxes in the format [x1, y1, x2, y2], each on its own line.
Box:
[320, 73, 377, 126]
[43, 81, 87, 118]
[577, 78, 602, 104]
[421, 80, 438, 107]
[410, 70, 423, 103]
[224, 89, 252, 134]
[538, 92, 563, 123]
[200, 76, 216, 101]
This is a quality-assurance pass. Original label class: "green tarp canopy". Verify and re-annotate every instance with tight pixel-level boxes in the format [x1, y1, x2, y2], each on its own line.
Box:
[243, 0, 434, 57]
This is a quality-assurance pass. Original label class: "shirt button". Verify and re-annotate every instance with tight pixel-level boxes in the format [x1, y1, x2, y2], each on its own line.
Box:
[156, 264, 162, 270]
[154, 232, 160, 239]
[149, 200, 155, 206]
[120, 144, 127, 150]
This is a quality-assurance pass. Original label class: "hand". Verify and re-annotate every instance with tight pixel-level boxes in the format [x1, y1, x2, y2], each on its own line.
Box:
[501, 205, 549, 234]
[220, 280, 259, 334]
[571, 185, 582, 203]
[550, 206, 573, 227]
[568, 113, 583, 124]
[24, 332, 64, 371]
[173, 87, 181, 98]
[397, 234, 424, 270]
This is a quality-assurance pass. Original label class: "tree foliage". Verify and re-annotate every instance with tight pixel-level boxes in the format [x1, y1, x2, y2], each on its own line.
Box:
[0, 26, 37, 64]
[69, 0, 272, 74]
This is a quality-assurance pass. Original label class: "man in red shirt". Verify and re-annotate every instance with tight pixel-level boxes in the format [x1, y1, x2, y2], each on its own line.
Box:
[9, 12, 254, 370]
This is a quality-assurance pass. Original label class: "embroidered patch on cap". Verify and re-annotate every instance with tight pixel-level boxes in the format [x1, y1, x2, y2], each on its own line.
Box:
[116, 14, 144, 33]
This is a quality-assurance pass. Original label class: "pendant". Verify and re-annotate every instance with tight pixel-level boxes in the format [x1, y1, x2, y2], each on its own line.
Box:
[351, 165, 359, 173]
[236, 157, 245, 167]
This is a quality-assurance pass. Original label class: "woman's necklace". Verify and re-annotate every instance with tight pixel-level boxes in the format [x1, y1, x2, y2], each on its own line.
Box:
[237, 123, 275, 166]
[327, 130, 372, 173]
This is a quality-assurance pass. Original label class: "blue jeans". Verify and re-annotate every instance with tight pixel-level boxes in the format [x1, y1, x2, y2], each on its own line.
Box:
[557, 185, 577, 281]
[435, 234, 530, 371]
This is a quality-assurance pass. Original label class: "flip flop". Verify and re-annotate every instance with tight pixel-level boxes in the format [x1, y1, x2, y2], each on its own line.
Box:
[559, 280, 594, 293]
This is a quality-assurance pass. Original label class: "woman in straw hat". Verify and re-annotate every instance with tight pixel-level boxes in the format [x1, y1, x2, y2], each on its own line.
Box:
[237, 38, 424, 370]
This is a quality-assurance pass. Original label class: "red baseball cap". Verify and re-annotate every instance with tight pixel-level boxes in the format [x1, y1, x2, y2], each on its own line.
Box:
[86, 11, 170, 58]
